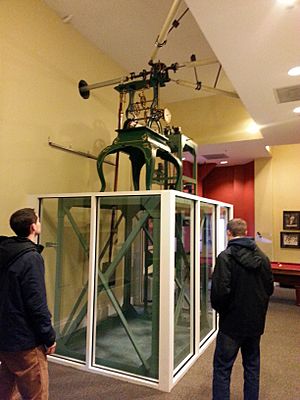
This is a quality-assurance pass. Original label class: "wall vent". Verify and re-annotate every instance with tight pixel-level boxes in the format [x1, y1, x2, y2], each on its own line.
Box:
[202, 153, 229, 160]
[274, 85, 300, 103]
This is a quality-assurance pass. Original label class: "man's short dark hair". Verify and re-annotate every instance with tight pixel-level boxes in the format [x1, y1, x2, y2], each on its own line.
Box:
[227, 218, 247, 237]
[10, 208, 37, 237]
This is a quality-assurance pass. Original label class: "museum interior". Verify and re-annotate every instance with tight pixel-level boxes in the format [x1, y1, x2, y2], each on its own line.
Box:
[1, 0, 299, 398]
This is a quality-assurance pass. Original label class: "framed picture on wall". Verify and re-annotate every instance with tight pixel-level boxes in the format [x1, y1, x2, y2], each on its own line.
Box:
[283, 211, 300, 230]
[280, 231, 300, 248]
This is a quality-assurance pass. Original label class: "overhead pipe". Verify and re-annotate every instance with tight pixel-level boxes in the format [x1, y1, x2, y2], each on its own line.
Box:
[149, 0, 183, 64]
[78, 77, 128, 99]
[201, 84, 239, 98]
[179, 57, 218, 69]
[78, 67, 152, 99]
[171, 79, 240, 99]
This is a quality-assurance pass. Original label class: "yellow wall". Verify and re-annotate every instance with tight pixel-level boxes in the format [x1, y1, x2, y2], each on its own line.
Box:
[255, 144, 300, 263]
[2, 1, 299, 268]
[0, 0, 131, 233]
[168, 95, 263, 144]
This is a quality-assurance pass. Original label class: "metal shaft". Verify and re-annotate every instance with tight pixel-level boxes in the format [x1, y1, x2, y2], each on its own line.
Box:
[80, 76, 128, 93]
[149, 0, 182, 64]
[179, 58, 218, 69]
[171, 79, 239, 98]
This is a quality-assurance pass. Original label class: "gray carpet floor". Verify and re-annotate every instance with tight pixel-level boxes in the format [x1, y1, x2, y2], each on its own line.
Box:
[49, 286, 300, 399]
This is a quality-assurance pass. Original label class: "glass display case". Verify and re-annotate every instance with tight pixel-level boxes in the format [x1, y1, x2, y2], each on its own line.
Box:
[36, 191, 232, 392]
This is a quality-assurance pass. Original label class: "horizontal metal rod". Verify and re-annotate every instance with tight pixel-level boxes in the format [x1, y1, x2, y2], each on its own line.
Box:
[80, 76, 128, 92]
[171, 79, 240, 98]
[179, 58, 219, 69]
[201, 84, 240, 99]
[48, 140, 115, 165]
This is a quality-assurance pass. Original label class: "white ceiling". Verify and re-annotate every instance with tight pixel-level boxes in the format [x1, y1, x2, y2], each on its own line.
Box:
[44, 0, 300, 165]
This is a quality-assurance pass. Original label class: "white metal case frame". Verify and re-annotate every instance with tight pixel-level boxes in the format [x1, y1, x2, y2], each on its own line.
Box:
[30, 190, 232, 392]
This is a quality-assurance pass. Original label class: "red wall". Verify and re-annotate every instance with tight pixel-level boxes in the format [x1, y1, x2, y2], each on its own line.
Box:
[182, 160, 255, 236]
[201, 162, 255, 236]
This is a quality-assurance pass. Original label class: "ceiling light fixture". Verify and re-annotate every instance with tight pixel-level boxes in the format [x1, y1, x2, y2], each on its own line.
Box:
[293, 106, 300, 114]
[247, 122, 260, 134]
[220, 160, 228, 165]
[277, 0, 297, 8]
[288, 66, 300, 76]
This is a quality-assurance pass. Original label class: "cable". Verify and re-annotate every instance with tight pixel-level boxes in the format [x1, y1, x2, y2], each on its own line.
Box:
[213, 64, 222, 88]
[168, 8, 189, 35]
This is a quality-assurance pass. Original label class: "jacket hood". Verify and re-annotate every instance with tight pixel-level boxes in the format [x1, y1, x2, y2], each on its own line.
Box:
[227, 237, 262, 270]
[0, 236, 43, 269]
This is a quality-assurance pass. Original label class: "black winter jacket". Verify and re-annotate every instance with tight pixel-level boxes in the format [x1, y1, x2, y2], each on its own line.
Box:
[211, 237, 274, 338]
[0, 236, 56, 351]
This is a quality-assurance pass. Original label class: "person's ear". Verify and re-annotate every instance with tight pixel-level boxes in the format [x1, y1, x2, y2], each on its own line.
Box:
[30, 222, 36, 234]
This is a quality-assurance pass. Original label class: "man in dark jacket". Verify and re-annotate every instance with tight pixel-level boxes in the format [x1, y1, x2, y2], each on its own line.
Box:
[211, 218, 274, 400]
[0, 208, 56, 400]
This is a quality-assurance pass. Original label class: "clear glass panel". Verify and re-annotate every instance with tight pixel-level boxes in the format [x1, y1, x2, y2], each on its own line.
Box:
[40, 197, 91, 362]
[182, 144, 197, 195]
[174, 197, 194, 370]
[200, 202, 215, 341]
[219, 206, 230, 251]
[94, 195, 160, 379]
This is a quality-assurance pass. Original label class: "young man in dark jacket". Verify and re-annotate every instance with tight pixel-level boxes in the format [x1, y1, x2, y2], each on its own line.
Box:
[211, 218, 274, 400]
[0, 208, 56, 400]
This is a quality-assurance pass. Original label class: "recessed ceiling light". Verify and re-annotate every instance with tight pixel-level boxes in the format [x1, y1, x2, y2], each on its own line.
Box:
[277, 0, 297, 8]
[220, 160, 228, 165]
[247, 122, 260, 134]
[288, 66, 300, 76]
[293, 106, 300, 114]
